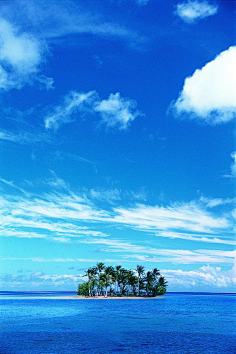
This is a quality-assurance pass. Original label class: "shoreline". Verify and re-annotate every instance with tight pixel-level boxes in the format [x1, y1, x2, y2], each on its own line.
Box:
[54, 296, 164, 299]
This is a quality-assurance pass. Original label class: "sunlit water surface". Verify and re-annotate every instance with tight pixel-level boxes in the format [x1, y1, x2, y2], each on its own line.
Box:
[0, 292, 235, 353]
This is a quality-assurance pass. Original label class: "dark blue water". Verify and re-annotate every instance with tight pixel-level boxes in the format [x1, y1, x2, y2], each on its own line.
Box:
[0, 292, 235, 353]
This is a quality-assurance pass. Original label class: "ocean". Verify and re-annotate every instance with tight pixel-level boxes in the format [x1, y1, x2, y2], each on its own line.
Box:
[0, 292, 235, 353]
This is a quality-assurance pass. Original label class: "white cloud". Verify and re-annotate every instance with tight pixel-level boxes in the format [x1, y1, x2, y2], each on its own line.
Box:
[157, 231, 236, 246]
[0, 0, 143, 91]
[44, 91, 96, 130]
[0, 0, 145, 90]
[175, 1, 218, 23]
[113, 202, 229, 234]
[230, 152, 236, 177]
[0, 271, 83, 289]
[45, 91, 142, 130]
[0, 18, 40, 71]
[62, 152, 96, 167]
[135, 0, 150, 6]
[0, 18, 51, 90]
[221, 152, 236, 179]
[2, 264, 236, 291]
[1, 0, 143, 47]
[171, 46, 236, 124]
[164, 264, 236, 290]
[0, 65, 9, 89]
[89, 188, 146, 203]
[0, 129, 51, 145]
[95, 93, 141, 130]
[0, 177, 235, 267]
[85, 238, 236, 264]
[200, 196, 236, 208]
[90, 188, 121, 202]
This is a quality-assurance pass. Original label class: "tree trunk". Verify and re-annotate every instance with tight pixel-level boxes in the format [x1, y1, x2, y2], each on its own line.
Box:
[88, 280, 91, 296]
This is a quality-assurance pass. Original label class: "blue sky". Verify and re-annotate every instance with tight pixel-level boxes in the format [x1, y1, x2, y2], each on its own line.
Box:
[0, 0, 235, 292]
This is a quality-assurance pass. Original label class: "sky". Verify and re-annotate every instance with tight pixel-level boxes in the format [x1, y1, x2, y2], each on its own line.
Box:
[0, 0, 235, 292]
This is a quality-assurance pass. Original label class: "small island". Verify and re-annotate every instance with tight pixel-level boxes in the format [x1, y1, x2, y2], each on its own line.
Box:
[78, 263, 168, 298]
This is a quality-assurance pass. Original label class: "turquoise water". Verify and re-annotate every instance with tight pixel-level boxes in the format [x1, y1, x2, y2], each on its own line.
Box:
[0, 292, 235, 353]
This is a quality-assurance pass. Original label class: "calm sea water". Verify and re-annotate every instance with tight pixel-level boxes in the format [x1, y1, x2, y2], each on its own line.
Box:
[0, 292, 235, 353]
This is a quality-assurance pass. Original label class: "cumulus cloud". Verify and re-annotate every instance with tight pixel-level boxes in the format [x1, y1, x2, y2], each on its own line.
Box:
[0, 271, 83, 289]
[171, 46, 236, 124]
[164, 264, 236, 291]
[45, 90, 141, 131]
[0, 18, 51, 90]
[1, 264, 235, 290]
[175, 1, 218, 23]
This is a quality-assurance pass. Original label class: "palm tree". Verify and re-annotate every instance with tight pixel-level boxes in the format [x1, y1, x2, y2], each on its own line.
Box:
[96, 262, 105, 275]
[157, 276, 168, 294]
[136, 265, 145, 296]
[94, 263, 105, 295]
[104, 266, 115, 275]
[152, 268, 160, 280]
[83, 267, 97, 296]
[145, 270, 168, 296]
[79, 263, 168, 297]
[115, 265, 122, 295]
[118, 268, 128, 296]
[100, 273, 112, 297]
[145, 270, 155, 296]
[90, 278, 98, 296]
[127, 270, 138, 296]
[151, 276, 168, 296]
[98, 279, 105, 296]
[158, 276, 167, 286]
[104, 266, 115, 295]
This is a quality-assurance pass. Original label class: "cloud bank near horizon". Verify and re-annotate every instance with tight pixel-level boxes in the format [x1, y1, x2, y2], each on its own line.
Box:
[1, 263, 235, 291]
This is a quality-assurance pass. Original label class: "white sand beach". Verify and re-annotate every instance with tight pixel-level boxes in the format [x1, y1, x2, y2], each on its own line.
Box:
[54, 296, 164, 299]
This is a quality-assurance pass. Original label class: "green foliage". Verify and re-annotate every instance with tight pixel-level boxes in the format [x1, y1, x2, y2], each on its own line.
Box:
[77, 282, 89, 296]
[155, 286, 167, 295]
[80, 263, 168, 297]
